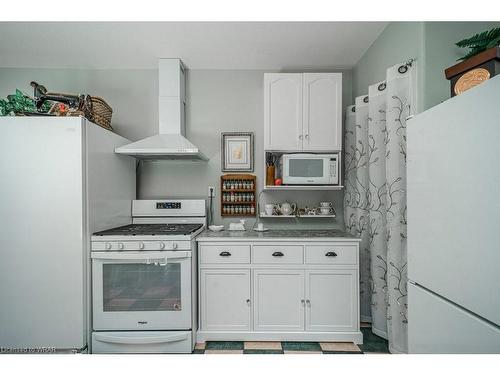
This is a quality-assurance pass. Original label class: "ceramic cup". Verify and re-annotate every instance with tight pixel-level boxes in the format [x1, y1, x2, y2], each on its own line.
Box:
[320, 201, 333, 208]
[265, 204, 275, 216]
[320, 207, 333, 215]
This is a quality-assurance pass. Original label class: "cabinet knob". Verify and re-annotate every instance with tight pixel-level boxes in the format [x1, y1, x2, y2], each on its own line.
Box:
[301, 299, 305, 305]
[325, 251, 337, 257]
[298, 135, 303, 140]
[246, 299, 251, 305]
[305, 134, 309, 139]
[219, 251, 231, 257]
[306, 299, 311, 306]
[272, 251, 284, 257]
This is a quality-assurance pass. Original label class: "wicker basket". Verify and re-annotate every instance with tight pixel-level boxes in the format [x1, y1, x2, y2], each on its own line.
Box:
[86, 96, 113, 131]
[29, 82, 114, 131]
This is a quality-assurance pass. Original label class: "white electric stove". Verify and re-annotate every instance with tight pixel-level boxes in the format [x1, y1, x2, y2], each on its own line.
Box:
[90, 199, 206, 354]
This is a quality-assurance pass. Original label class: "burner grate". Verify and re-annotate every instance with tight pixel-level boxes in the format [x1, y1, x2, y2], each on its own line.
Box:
[94, 223, 203, 236]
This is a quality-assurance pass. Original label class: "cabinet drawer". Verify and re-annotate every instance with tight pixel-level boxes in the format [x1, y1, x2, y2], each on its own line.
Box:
[305, 244, 357, 265]
[92, 331, 192, 354]
[200, 244, 250, 264]
[252, 245, 304, 264]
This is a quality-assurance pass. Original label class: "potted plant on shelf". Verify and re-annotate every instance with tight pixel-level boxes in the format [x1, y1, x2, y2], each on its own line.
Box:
[445, 27, 500, 96]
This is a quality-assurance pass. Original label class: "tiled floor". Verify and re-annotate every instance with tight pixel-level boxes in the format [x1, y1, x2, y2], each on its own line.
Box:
[193, 326, 390, 354]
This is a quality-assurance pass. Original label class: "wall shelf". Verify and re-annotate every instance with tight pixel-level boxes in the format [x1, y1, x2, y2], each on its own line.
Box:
[259, 214, 336, 219]
[263, 185, 343, 191]
[221, 174, 256, 217]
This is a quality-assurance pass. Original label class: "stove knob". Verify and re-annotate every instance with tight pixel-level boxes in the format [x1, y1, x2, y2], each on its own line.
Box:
[138, 242, 145, 250]
[118, 243, 124, 250]
[105, 242, 112, 250]
[159, 242, 165, 250]
[172, 242, 178, 250]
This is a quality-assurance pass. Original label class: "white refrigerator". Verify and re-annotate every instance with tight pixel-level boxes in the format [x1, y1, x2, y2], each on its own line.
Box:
[407, 76, 500, 353]
[0, 117, 136, 353]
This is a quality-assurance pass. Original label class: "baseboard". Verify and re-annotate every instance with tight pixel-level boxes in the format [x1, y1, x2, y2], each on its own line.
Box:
[197, 330, 363, 344]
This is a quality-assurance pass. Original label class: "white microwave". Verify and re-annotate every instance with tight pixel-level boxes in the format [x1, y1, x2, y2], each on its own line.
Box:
[280, 153, 339, 185]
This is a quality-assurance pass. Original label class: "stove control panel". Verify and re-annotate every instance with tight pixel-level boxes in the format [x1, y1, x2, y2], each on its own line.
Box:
[156, 202, 181, 209]
[91, 241, 190, 251]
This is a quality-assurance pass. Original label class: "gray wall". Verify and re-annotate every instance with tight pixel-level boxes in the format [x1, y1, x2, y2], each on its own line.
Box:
[353, 22, 424, 106]
[0, 67, 352, 229]
[422, 21, 500, 110]
[353, 21, 500, 112]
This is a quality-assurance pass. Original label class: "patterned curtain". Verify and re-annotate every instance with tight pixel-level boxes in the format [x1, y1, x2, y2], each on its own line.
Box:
[344, 62, 413, 353]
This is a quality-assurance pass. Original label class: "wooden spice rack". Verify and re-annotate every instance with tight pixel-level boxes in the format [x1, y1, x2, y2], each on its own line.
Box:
[220, 174, 256, 217]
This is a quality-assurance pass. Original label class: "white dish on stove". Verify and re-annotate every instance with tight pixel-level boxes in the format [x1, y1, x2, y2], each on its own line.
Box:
[208, 225, 224, 232]
[253, 227, 269, 232]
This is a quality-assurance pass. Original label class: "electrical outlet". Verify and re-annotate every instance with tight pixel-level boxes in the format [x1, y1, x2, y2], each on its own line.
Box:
[208, 186, 215, 198]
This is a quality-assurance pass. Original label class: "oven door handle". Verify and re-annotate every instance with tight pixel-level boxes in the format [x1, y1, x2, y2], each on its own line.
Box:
[93, 332, 189, 345]
[91, 251, 191, 263]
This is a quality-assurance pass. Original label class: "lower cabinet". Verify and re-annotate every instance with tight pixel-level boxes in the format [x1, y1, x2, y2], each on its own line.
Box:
[197, 240, 361, 343]
[305, 269, 357, 332]
[200, 269, 251, 331]
[254, 269, 305, 331]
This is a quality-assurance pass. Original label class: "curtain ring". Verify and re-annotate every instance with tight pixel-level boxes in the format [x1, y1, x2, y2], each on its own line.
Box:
[363, 96, 369, 103]
[378, 82, 386, 91]
[398, 65, 408, 74]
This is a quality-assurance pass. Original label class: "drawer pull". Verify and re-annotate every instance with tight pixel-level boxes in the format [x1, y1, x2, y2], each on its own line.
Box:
[325, 251, 338, 257]
[272, 251, 284, 257]
[219, 251, 231, 257]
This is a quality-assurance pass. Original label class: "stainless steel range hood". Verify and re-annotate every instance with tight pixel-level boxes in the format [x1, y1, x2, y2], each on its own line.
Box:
[115, 59, 208, 161]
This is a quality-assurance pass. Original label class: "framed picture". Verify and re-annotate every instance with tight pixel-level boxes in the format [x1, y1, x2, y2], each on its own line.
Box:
[221, 132, 254, 172]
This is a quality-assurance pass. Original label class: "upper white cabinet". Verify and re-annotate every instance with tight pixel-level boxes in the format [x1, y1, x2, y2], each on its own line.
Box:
[303, 73, 342, 151]
[264, 74, 303, 151]
[264, 73, 342, 152]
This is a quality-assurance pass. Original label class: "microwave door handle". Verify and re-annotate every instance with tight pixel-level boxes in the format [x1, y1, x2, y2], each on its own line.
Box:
[93, 332, 189, 345]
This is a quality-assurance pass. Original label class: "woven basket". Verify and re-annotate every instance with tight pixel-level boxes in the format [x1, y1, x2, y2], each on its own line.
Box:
[86, 96, 113, 131]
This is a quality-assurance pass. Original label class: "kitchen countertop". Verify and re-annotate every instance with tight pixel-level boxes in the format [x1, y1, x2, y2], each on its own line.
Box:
[196, 229, 360, 242]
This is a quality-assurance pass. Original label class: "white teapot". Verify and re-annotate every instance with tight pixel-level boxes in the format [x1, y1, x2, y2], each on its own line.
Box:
[278, 202, 297, 216]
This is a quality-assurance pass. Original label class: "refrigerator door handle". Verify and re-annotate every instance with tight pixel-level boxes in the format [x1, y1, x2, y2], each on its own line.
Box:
[93, 332, 189, 345]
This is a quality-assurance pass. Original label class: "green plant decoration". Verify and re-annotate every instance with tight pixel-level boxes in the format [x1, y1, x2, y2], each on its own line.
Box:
[0, 89, 51, 116]
[456, 27, 500, 61]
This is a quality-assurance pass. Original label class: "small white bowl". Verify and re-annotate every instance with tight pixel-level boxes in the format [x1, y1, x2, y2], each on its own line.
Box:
[209, 225, 224, 232]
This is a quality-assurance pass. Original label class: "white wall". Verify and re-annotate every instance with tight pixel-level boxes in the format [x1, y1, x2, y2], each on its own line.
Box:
[0, 67, 351, 229]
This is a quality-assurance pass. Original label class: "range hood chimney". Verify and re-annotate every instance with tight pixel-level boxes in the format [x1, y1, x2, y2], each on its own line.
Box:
[115, 58, 208, 161]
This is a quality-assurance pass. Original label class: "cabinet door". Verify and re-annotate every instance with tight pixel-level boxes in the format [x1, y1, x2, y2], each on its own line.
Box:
[200, 269, 251, 331]
[303, 73, 342, 151]
[305, 269, 358, 332]
[264, 73, 303, 150]
[253, 269, 304, 331]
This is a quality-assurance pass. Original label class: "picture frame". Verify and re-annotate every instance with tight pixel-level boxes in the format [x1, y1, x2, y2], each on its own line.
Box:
[221, 132, 254, 172]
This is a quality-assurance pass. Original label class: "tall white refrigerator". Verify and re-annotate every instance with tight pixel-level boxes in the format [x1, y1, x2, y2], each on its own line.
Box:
[407, 76, 500, 353]
[0, 117, 135, 353]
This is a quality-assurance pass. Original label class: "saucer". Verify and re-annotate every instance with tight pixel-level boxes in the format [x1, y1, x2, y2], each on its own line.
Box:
[253, 227, 270, 232]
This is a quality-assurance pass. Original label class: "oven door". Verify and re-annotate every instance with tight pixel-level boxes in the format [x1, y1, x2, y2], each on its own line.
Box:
[91, 251, 191, 331]
[283, 156, 330, 185]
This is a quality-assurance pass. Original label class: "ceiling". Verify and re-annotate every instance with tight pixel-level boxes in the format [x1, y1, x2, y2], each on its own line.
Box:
[0, 22, 387, 70]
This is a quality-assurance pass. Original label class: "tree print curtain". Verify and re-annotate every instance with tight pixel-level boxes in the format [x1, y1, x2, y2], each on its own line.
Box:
[344, 62, 413, 353]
